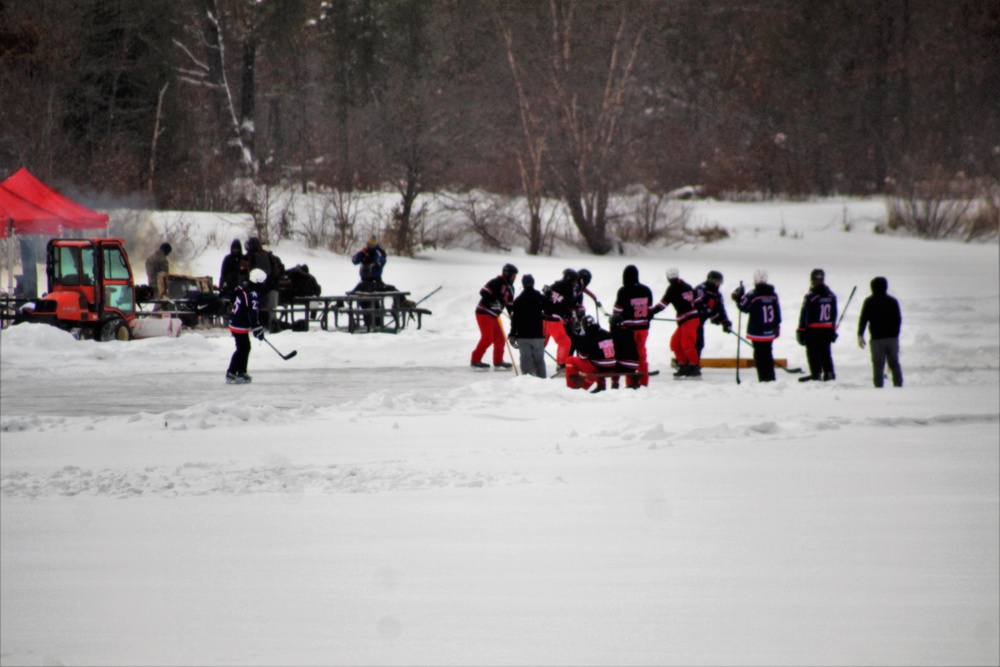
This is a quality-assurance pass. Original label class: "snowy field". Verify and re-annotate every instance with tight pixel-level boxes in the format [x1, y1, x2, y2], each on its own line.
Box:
[1, 198, 998, 666]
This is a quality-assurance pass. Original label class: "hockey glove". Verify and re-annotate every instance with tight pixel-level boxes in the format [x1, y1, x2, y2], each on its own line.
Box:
[252, 326, 265, 340]
[731, 286, 745, 300]
[508, 335, 519, 349]
[722, 321, 732, 333]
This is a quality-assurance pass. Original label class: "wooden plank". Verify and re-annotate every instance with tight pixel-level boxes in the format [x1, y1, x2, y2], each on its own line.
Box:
[700, 358, 789, 369]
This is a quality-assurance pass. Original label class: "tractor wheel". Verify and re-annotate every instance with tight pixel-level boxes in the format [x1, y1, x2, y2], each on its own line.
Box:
[99, 318, 132, 342]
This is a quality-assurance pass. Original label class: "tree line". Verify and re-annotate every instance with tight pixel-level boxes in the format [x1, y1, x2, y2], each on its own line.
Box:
[1, 0, 997, 254]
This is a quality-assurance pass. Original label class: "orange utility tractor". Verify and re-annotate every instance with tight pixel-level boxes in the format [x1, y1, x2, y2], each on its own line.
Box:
[20, 238, 140, 341]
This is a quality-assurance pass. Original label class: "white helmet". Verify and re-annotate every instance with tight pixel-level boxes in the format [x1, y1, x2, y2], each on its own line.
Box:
[249, 268, 268, 284]
[666, 267, 680, 280]
[753, 268, 768, 284]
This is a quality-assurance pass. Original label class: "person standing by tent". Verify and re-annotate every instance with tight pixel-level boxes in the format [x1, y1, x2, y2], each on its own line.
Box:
[471, 263, 517, 370]
[797, 268, 838, 382]
[650, 267, 701, 378]
[732, 269, 782, 382]
[508, 274, 548, 378]
[694, 270, 733, 358]
[145, 242, 171, 298]
[226, 268, 267, 384]
[219, 239, 244, 297]
[611, 264, 654, 386]
[857, 276, 903, 388]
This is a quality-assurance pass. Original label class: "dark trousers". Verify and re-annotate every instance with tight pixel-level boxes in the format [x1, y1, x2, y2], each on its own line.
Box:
[228, 332, 251, 374]
[752, 341, 776, 382]
[870, 337, 903, 387]
[804, 329, 836, 379]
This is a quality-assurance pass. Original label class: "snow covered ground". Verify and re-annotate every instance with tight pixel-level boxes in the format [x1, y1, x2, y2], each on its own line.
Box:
[2, 198, 998, 666]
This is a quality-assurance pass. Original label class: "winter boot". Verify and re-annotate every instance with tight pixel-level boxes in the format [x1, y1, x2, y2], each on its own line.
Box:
[673, 364, 692, 378]
[823, 371, 836, 382]
[493, 361, 513, 370]
[471, 361, 490, 369]
[590, 382, 606, 394]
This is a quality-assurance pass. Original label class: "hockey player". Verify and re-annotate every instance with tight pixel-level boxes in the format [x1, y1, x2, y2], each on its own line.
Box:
[650, 267, 701, 378]
[797, 268, 838, 381]
[577, 268, 602, 315]
[732, 269, 782, 382]
[508, 274, 548, 378]
[611, 264, 654, 386]
[694, 270, 733, 357]
[471, 263, 518, 370]
[564, 316, 617, 393]
[857, 276, 903, 388]
[543, 268, 585, 370]
[226, 268, 267, 384]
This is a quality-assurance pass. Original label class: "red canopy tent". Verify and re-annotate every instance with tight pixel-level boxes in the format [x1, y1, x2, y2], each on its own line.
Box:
[1, 168, 109, 296]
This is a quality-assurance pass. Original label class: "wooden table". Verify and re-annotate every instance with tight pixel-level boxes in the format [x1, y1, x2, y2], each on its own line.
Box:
[274, 291, 432, 334]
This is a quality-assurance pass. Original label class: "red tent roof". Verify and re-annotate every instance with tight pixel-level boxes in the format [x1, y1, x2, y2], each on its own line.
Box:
[1, 168, 109, 231]
[0, 185, 64, 238]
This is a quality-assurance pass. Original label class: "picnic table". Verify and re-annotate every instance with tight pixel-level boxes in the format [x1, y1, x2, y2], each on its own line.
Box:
[273, 290, 432, 334]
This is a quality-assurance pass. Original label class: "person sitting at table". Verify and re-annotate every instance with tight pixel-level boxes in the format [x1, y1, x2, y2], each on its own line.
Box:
[350, 237, 396, 293]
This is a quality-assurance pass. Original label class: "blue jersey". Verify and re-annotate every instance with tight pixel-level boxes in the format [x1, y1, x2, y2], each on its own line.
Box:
[798, 285, 837, 331]
[735, 283, 781, 342]
[229, 282, 261, 333]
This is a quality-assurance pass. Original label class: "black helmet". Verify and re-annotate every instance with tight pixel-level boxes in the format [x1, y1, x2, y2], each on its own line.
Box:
[562, 268, 578, 282]
[502, 263, 519, 282]
[578, 268, 592, 287]
[582, 314, 597, 330]
[811, 268, 825, 281]
[707, 270, 723, 285]
[522, 274, 535, 289]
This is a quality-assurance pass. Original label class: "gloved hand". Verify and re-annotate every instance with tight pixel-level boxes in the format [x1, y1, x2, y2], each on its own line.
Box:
[858, 336, 866, 349]
[252, 326, 265, 340]
[731, 285, 745, 300]
[796, 330, 805, 346]
[508, 334, 519, 349]
[595, 301, 603, 309]
[722, 320, 732, 333]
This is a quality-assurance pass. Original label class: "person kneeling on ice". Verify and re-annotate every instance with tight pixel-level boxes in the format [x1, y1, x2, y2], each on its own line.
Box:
[564, 316, 617, 393]
[226, 268, 267, 384]
[471, 263, 518, 370]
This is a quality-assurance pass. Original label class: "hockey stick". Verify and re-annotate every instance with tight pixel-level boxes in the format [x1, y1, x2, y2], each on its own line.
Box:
[261, 336, 297, 360]
[413, 285, 442, 307]
[735, 282, 743, 385]
[836, 285, 857, 330]
[651, 317, 677, 323]
[497, 316, 519, 376]
[725, 329, 805, 374]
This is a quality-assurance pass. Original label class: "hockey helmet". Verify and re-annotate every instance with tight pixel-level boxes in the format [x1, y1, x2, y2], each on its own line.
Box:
[707, 270, 723, 285]
[666, 266, 680, 280]
[562, 268, 579, 282]
[582, 314, 597, 330]
[753, 268, 768, 284]
[578, 268, 592, 286]
[502, 263, 519, 282]
[810, 268, 825, 282]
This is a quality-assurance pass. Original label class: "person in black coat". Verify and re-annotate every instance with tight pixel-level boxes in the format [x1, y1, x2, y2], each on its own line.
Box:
[857, 276, 903, 388]
[611, 264, 654, 387]
[219, 239, 244, 297]
[508, 274, 548, 378]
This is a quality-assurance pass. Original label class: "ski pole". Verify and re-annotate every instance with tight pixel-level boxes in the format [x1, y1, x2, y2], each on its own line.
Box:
[261, 335, 297, 360]
[735, 281, 743, 385]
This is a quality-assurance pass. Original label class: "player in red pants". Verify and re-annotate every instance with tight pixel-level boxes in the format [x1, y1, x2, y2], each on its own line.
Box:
[471, 264, 518, 369]
[651, 267, 702, 378]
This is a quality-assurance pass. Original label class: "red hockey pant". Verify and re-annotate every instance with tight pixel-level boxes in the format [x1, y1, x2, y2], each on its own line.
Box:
[620, 328, 650, 387]
[564, 356, 599, 390]
[472, 313, 506, 365]
[671, 318, 700, 366]
[545, 320, 572, 364]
